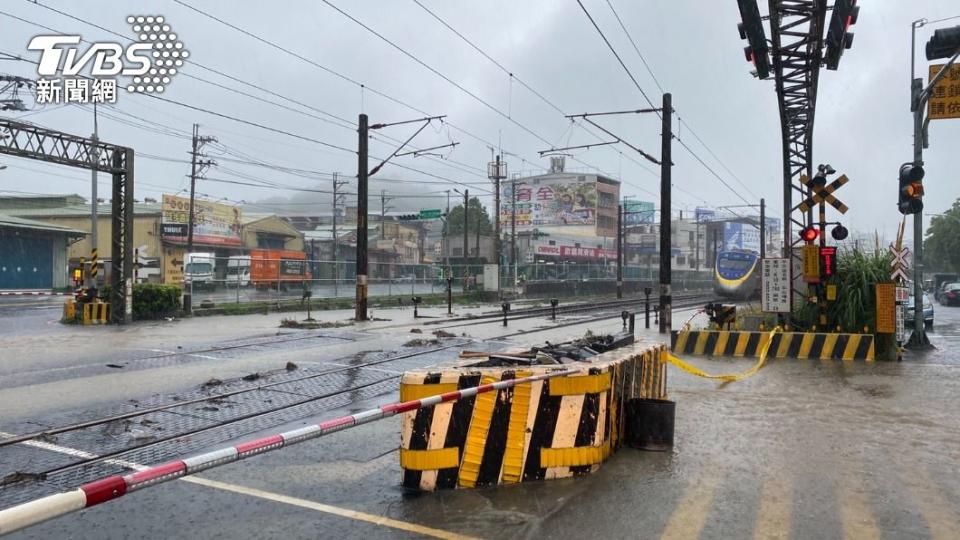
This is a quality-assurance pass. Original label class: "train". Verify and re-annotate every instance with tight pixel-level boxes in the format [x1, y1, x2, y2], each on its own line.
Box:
[714, 250, 760, 299]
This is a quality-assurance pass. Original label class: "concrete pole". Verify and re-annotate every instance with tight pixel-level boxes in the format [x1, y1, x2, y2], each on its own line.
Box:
[659, 93, 672, 334]
[355, 114, 369, 321]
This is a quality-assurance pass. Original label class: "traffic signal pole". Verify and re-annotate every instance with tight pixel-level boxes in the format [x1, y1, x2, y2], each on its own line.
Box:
[906, 21, 960, 348]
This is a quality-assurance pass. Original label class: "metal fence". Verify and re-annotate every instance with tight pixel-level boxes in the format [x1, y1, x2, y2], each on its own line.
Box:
[177, 256, 714, 304]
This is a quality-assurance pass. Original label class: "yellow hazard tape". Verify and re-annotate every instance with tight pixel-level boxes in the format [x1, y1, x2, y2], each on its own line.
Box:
[666, 327, 780, 382]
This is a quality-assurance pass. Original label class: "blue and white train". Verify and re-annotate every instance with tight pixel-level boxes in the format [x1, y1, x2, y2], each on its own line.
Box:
[714, 250, 760, 299]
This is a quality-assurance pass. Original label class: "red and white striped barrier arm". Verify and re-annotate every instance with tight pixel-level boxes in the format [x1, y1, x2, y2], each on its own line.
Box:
[0, 367, 579, 535]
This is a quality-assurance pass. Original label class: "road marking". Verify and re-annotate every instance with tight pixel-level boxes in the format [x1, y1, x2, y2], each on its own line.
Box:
[660, 470, 721, 540]
[753, 474, 792, 540]
[0, 431, 472, 539]
[901, 463, 959, 540]
[182, 476, 475, 540]
[837, 468, 880, 540]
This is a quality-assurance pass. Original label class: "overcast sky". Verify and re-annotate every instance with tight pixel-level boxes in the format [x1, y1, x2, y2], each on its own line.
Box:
[1, 0, 958, 242]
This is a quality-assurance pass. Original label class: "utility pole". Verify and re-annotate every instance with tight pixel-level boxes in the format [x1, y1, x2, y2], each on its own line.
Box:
[445, 189, 451, 278]
[659, 93, 672, 334]
[88, 103, 99, 291]
[355, 113, 448, 322]
[511, 175, 518, 293]
[186, 123, 216, 252]
[488, 154, 507, 294]
[355, 114, 370, 321]
[332, 172, 346, 297]
[616, 203, 623, 299]
[463, 189, 469, 293]
[760, 198, 766, 259]
[380, 189, 393, 240]
[694, 213, 700, 272]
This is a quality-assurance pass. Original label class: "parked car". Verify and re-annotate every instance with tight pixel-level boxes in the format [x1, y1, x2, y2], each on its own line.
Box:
[905, 293, 934, 329]
[392, 274, 416, 283]
[937, 282, 960, 306]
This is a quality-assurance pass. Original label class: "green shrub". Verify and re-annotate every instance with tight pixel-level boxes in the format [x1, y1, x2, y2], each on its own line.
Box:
[132, 283, 182, 319]
[94, 283, 181, 319]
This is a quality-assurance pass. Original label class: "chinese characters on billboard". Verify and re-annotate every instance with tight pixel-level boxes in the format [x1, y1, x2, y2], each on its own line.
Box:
[161, 194, 242, 247]
[499, 175, 619, 237]
[624, 200, 655, 225]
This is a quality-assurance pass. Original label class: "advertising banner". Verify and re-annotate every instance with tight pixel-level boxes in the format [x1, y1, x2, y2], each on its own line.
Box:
[624, 201, 655, 225]
[500, 176, 598, 229]
[723, 222, 760, 253]
[532, 243, 616, 260]
[162, 194, 242, 247]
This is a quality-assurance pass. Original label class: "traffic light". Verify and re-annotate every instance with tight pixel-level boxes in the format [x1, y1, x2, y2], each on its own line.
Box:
[926, 25, 960, 60]
[799, 226, 819, 243]
[898, 162, 924, 215]
[831, 224, 848, 241]
[736, 0, 770, 79]
[824, 0, 859, 70]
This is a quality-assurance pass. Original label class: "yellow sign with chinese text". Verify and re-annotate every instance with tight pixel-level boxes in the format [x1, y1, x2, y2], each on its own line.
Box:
[802, 244, 820, 283]
[875, 283, 896, 334]
[928, 63, 960, 120]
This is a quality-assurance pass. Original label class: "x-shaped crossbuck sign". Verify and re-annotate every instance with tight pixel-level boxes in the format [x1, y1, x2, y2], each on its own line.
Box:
[889, 245, 911, 269]
[797, 174, 849, 214]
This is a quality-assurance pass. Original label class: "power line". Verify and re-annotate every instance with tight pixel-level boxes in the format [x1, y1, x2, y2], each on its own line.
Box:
[575, 0, 754, 207]
[407, 0, 666, 201]
[602, 0, 760, 200]
[13, 2, 491, 181]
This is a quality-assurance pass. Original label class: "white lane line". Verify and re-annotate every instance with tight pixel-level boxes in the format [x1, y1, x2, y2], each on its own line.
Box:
[181, 477, 476, 540]
[0, 432, 471, 539]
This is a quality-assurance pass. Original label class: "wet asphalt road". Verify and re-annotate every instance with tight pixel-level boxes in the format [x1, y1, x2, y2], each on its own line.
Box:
[2, 300, 960, 539]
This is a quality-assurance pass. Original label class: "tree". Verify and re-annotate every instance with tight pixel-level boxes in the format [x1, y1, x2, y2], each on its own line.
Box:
[924, 198, 960, 273]
[444, 197, 493, 236]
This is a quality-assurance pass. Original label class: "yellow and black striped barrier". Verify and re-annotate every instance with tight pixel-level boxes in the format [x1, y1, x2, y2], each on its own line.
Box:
[670, 329, 874, 361]
[82, 301, 109, 325]
[398, 344, 667, 491]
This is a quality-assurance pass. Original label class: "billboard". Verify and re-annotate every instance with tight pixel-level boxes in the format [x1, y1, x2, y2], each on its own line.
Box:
[624, 200, 655, 225]
[161, 194, 242, 247]
[695, 207, 718, 222]
[532, 243, 616, 260]
[500, 176, 598, 230]
[723, 222, 760, 253]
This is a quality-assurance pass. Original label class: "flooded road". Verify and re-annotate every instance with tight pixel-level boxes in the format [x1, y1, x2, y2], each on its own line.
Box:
[4, 303, 960, 539]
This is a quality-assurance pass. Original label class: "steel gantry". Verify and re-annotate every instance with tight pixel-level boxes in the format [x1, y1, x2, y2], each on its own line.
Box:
[0, 118, 134, 323]
[767, 0, 828, 264]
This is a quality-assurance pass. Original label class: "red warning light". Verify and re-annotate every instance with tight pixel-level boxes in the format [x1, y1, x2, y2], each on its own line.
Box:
[820, 246, 837, 277]
[799, 226, 819, 243]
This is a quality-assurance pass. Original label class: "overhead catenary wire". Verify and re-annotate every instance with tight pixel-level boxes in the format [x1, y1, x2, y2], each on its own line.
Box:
[575, 0, 756, 207]
[7, 3, 493, 182]
[602, 0, 760, 201]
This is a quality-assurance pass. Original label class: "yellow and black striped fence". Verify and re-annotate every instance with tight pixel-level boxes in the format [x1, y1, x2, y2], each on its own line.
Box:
[82, 301, 109, 325]
[399, 344, 667, 491]
[671, 329, 874, 361]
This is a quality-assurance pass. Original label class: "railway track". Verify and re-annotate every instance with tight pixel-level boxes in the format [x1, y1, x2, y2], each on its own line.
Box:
[0, 291, 717, 508]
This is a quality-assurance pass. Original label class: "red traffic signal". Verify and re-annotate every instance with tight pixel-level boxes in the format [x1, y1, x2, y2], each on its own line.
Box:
[799, 226, 819, 243]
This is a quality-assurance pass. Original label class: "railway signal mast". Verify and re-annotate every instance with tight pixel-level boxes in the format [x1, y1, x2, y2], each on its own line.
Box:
[904, 20, 960, 347]
[734, 0, 859, 326]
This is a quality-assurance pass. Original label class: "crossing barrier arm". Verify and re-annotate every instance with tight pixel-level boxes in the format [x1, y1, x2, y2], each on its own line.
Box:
[0, 368, 580, 536]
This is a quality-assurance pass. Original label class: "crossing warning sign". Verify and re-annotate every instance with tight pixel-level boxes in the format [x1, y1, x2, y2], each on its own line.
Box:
[875, 283, 896, 334]
[928, 63, 960, 120]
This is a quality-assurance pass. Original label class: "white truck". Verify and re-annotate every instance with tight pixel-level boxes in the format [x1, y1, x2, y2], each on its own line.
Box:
[226, 255, 251, 287]
[184, 252, 216, 290]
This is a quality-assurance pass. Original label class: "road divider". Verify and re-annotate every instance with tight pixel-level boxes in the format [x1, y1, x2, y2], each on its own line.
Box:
[671, 329, 874, 361]
[665, 328, 778, 382]
[399, 343, 668, 491]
